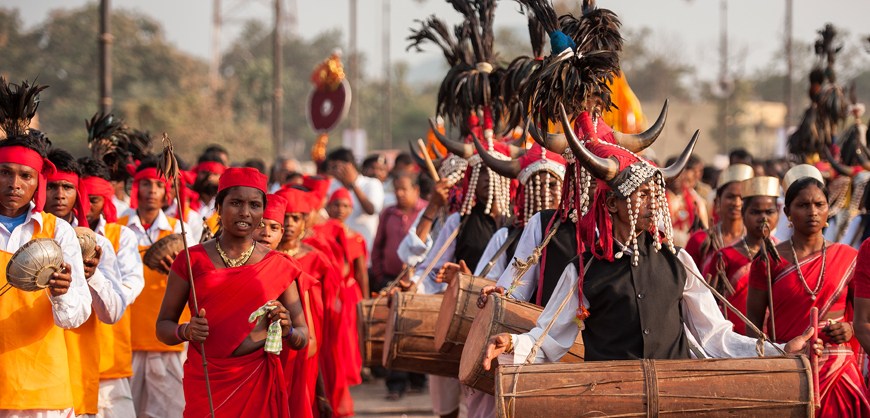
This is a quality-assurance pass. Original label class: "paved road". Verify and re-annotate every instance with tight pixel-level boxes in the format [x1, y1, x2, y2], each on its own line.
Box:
[351, 377, 434, 417]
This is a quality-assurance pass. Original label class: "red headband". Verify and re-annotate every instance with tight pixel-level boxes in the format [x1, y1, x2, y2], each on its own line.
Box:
[192, 161, 227, 175]
[302, 175, 330, 203]
[0, 146, 57, 213]
[47, 170, 91, 228]
[217, 167, 268, 195]
[263, 193, 288, 224]
[81, 176, 118, 223]
[130, 168, 171, 209]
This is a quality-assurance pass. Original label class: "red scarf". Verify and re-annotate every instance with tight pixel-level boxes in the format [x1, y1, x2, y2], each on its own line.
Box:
[81, 176, 118, 223]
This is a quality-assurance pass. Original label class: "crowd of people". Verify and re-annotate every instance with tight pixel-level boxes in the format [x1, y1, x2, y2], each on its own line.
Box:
[7, 0, 870, 418]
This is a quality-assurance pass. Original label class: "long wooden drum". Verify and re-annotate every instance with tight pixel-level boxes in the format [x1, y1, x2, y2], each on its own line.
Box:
[434, 274, 495, 352]
[497, 356, 814, 418]
[459, 295, 585, 394]
[357, 298, 389, 368]
[382, 292, 460, 377]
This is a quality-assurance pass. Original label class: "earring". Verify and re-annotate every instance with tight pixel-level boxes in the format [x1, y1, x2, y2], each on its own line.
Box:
[258, 221, 265, 228]
[787, 217, 792, 229]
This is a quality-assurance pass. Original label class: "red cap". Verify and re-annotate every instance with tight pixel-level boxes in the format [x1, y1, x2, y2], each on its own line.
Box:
[276, 186, 313, 214]
[302, 175, 331, 202]
[218, 167, 268, 195]
[328, 188, 353, 208]
[263, 193, 288, 224]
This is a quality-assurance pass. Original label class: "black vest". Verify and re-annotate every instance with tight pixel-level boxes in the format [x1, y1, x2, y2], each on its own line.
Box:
[581, 231, 690, 361]
[529, 210, 578, 307]
[455, 205, 497, 272]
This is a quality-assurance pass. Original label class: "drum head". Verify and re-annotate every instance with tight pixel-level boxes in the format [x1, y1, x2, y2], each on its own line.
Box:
[74, 227, 98, 260]
[7, 238, 64, 292]
[459, 294, 500, 393]
[143, 234, 184, 271]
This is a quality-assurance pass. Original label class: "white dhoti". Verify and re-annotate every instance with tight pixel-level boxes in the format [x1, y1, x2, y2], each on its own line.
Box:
[131, 351, 184, 418]
[97, 378, 135, 418]
[464, 386, 496, 418]
[430, 375, 464, 416]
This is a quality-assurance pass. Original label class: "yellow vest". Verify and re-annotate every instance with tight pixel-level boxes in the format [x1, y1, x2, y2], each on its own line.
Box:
[120, 216, 190, 352]
[0, 212, 75, 410]
[95, 223, 134, 380]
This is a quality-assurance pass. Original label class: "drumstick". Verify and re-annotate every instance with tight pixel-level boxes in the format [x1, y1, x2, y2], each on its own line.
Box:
[417, 138, 440, 181]
[809, 307, 820, 410]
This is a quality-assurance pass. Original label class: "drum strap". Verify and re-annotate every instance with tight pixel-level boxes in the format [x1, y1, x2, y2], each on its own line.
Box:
[641, 359, 659, 418]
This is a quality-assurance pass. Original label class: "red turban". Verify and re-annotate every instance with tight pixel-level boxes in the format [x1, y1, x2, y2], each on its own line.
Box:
[0, 146, 57, 213]
[263, 193, 288, 224]
[48, 170, 91, 228]
[130, 168, 170, 209]
[218, 167, 268, 195]
[81, 176, 118, 223]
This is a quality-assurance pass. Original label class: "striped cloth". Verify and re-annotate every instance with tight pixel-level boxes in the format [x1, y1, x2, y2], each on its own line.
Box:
[249, 303, 282, 355]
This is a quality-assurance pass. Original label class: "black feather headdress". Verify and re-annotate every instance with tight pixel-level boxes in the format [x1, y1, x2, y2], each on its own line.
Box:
[0, 77, 48, 139]
[87, 112, 135, 181]
[406, 16, 472, 67]
[499, 8, 547, 134]
[516, 0, 622, 131]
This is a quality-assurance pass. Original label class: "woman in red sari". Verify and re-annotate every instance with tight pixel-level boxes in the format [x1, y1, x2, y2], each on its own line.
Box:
[748, 166, 870, 417]
[156, 168, 309, 418]
[703, 176, 779, 335]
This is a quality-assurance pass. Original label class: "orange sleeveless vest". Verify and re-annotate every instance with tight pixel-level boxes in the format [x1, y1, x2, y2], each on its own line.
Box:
[121, 215, 190, 352]
[0, 212, 75, 410]
[95, 223, 134, 380]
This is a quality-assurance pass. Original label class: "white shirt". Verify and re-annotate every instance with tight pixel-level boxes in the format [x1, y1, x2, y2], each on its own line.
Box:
[397, 209, 445, 267]
[473, 227, 510, 280]
[165, 201, 205, 245]
[411, 213, 460, 295]
[112, 195, 130, 219]
[92, 216, 145, 305]
[120, 208, 196, 248]
[71, 217, 126, 324]
[495, 212, 546, 301]
[506, 249, 784, 365]
[0, 206, 91, 328]
[330, 175, 384, 254]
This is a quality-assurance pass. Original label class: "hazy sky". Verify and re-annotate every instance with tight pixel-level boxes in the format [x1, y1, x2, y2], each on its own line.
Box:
[7, 0, 870, 83]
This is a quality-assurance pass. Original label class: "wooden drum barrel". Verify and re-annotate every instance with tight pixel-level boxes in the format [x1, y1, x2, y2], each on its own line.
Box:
[434, 274, 495, 353]
[496, 356, 814, 418]
[382, 292, 460, 377]
[357, 298, 389, 368]
[459, 295, 585, 394]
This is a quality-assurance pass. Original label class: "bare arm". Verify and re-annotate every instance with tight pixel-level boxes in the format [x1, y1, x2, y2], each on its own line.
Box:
[279, 281, 309, 350]
[354, 256, 370, 298]
[415, 180, 449, 240]
[351, 183, 376, 215]
[745, 286, 768, 339]
[156, 269, 194, 346]
[854, 297, 870, 353]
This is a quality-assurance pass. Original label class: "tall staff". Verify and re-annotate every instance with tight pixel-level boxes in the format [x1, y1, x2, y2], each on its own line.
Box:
[157, 134, 215, 417]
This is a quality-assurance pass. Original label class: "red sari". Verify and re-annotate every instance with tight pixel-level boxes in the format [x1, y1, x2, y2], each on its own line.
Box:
[704, 246, 752, 335]
[281, 252, 323, 418]
[294, 247, 357, 417]
[172, 246, 303, 418]
[749, 243, 870, 417]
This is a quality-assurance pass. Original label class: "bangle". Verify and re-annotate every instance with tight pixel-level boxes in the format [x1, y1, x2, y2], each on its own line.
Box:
[504, 335, 514, 354]
[421, 214, 435, 222]
[175, 323, 189, 342]
[284, 326, 294, 339]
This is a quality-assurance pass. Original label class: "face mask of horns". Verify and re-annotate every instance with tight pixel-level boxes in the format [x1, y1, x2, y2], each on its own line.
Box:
[528, 100, 670, 156]
[559, 103, 700, 183]
[471, 134, 521, 179]
[428, 118, 526, 159]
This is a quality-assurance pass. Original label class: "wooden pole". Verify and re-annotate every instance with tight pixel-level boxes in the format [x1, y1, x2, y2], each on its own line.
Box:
[272, 0, 284, 156]
[417, 138, 439, 181]
[98, 0, 112, 114]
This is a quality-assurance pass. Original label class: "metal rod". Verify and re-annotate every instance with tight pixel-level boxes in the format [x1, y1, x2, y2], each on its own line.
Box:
[272, 0, 284, 156]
